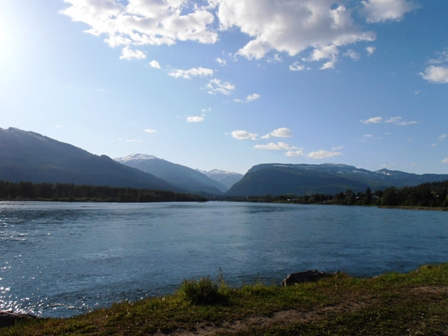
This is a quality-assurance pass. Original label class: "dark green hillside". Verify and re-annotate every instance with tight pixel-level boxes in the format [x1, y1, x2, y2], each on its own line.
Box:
[226, 165, 370, 196]
[225, 163, 448, 197]
[0, 128, 180, 191]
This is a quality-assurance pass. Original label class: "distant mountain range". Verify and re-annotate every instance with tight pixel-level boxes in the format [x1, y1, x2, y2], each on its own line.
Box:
[1, 127, 447, 197]
[197, 169, 244, 191]
[0, 128, 179, 191]
[225, 163, 448, 196]
[115, 154, 230, 195]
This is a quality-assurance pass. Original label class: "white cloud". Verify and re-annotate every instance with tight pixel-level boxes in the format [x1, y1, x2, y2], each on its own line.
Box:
[442, 158, 448, 164]
[231, 130, 258, 140]
[215, 57, 227, 66]
[305, 44, 340, 70]
[307, 150, 343, 159]
[361, 0, 418, 23]
[344, 49, 360, 61]
[289, 62, 305, 71]
[361, 116, 383, 124]
[396, 121, 417, 126]
[366, 46, 376, 56]
[428, 50, 448, 65]
[332, 146, 344, 150]
[120, 46, 146, 60]
[285, 150, 304, 157]
[254, 142, 291, 151]
[207, 79, 235, 95]
[247, 93, 260, 102]
[149, 60, 161, 69]
[420, 66, 448, 84]
[385, 117, 417, 126]
[144, 129, 156, 133]
[187, 116, 204, 123]
[235, 93, 261, 103]
[217, 0, 375, 62]
[61, 0, 217, 54]
[385, 117, 401, 123]
[439, 134, 448, 141]
[262, 127, 293, 139]
[169, 67, 214, 79]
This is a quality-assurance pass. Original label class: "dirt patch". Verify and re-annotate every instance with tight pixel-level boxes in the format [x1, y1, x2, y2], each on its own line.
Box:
[411, 286, 448, 295]
[152, 298, 370, 335]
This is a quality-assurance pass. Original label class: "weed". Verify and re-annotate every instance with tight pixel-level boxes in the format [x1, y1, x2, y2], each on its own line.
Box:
[177, 276, 223, 305]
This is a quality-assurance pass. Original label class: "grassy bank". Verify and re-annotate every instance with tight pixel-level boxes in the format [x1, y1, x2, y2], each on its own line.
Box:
[2, 264, 448, 335]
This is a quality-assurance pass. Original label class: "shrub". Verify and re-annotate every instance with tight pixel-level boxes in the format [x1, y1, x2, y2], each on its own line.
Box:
[177, 276, 221, 305]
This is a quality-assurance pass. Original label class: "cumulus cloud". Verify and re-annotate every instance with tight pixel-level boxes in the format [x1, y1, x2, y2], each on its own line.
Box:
[344, 49, 360, 61]
[231, 130, 258, 140]
[120, 46, 146, 60]
[207, 79, 235, 95]
[361, 116, 383, 124]
[215, 57, 227, 66]
[442, 158, 448, 164]
[254, 142, 291, 151]
[285, 150, 304, 157]
[366, 46, 376, 56]
[420, 66, 448, 84]
[61, 0, 417, 71]
[149, 60, 161, 69]
[289, 62, 305, 71]
[61, 0, 217, 54]
[144, 129, 156, 133]
[439, 134, 448, 141]
[305, 44, 340, 70]
[217, 0, 376, 63]
[307, 150, 343, 159]
[169, 67, 214, 79]
[262, 127, 293, 139]
[235, 93, 261, 103]
[360, 0, 417, 23]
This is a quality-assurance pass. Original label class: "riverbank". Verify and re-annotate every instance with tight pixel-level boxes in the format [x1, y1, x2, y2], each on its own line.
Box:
[378, 205, 448, 211]
[1, 263, 447, 335]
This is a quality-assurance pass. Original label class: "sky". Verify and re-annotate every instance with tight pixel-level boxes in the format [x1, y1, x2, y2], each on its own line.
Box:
[1, 0, 448, 175]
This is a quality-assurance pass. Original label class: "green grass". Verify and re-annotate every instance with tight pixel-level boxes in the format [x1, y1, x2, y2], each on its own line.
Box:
[2, 264, 448, 335]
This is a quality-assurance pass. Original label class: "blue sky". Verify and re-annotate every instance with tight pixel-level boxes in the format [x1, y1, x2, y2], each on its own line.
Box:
[1, 0, 447, 174]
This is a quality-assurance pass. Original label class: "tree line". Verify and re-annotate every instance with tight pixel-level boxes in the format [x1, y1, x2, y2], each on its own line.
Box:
[0, 180, 207, 203]
[224, 180, 448, 208]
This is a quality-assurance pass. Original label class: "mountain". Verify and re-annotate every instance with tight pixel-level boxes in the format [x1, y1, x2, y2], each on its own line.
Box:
[0, 128, 180, 191]
[225, 163, 448, 197]
[115, 154, 226, 195]
[197, 169, 244, 191]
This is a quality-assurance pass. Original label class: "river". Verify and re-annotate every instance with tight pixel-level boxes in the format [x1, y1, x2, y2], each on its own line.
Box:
[0, 201, 447, 317]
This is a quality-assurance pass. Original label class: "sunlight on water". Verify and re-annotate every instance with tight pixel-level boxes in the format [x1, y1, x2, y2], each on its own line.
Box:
[0, 201, 447, 317]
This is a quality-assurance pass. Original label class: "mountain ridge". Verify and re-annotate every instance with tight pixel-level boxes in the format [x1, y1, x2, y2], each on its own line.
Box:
[226, 163, 448, 197]
[0, 127, 181, 192]
[115, 154, 227, 194]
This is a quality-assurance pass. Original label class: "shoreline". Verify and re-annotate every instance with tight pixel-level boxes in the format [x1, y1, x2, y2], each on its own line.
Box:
[378, 205, 448, 211]
[2, 263, 448, 335]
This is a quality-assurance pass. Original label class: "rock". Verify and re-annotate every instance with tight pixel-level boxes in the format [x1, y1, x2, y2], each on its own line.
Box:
[0, 311, 37, 328]
[281, 270, 329, 286]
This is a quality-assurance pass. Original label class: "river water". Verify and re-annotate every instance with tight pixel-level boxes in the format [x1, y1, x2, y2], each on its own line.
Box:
[0, 201, 447, 317]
